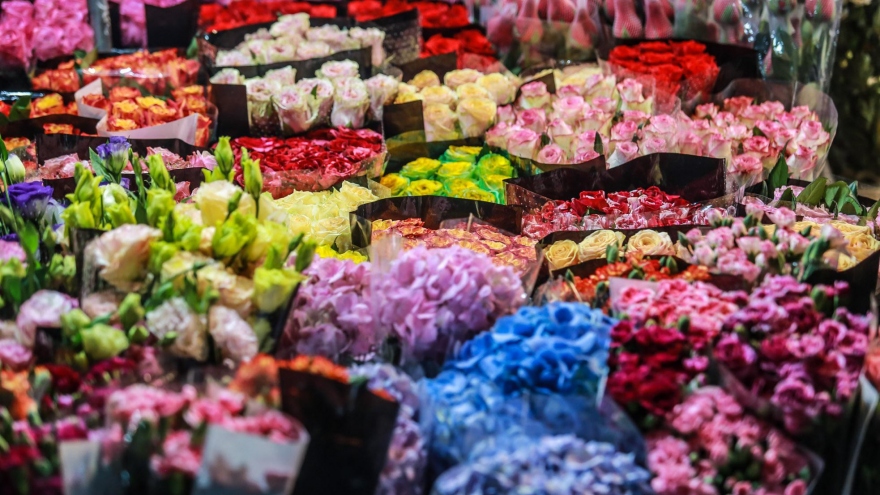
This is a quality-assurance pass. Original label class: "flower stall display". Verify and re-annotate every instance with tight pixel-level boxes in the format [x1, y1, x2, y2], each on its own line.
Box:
[32, 49, 200, 94]
[77, 85, 215, 146]
[199, 0, 338, 32]
[521, 186, 723, 239]
[606, 40, 721, 102]
[380, 146, 514, 202]
[646, 387, 815, 495]
[210, 63, 394, 136]
[391, 68, 519, 141]
[211, 14, 386, 68]
[371, 218, 538, 272]
[274, 181, 381, 246]
[227, 129, 385, 197]
[0, 0, 93, 68]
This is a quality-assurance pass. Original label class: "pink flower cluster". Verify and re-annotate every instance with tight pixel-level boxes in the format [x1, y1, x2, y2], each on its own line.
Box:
[486, 84, 831, 178]
[718, 276, 869, 434]
[373, 245, 526, 362]
[613, 279, 747, 350]
[107, 384, 305, 478]
[678, 209, 813, 283]
[282, 256, 375, 360]
[648, 386, 812, 495]
[0, 0, 94, 67]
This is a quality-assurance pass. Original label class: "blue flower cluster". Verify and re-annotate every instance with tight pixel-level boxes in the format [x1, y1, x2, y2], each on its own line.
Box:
[446, 303, 615, 396]
[432, 435, 653, 495]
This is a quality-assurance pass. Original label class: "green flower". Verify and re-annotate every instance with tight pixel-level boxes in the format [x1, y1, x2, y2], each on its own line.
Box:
[61, 309, 91, 337]
[47, 254, 75, 292]
[149, 241, 180, 275]
[406, 179, 445, 196]
[117, 293, 144, 331]
[244, 221, 291, 265]
[400, 158, 442, 180]
[147, 154, 175, 194]
[61, 202, 98, 230]
[4, 154, 25, 184]
[242, 149, 263, 206]
[105, 202, 136, 228]
[171, 210, 203, 251]
[253, 267, 305, 313]
[81, 323, 129, 361]
[476, 154, 514, 178]
[210, 136, 235, 182]
[146, 189, 175, 229]
[458, 188, 497, 203]
[436, 161, 474, 181]
[212, 210, 257, 259]
[439, 145, 482, 163]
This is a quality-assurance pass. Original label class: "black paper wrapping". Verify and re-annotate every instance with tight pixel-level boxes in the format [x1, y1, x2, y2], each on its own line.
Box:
[0, 91, 77, 105]
[36, 135, 206, 163]
[45, 167, 206, 201]
[349, 196, 524, 249]
[395, 52, 458, 83]
[109, 0, 199, 49]
[279, 369, 399, 495]
[0, 115, 99, 138]
[361, 9, 421, 66]
[804, 249, 880, 315]
[0, 66, 30, 92]
[597, 38, 761, 95]
[504, 152, 727, 211]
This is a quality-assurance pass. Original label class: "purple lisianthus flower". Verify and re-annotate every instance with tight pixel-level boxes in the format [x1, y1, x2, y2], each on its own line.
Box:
[95, 137, 131, 177]
[2, 181, 53, 220]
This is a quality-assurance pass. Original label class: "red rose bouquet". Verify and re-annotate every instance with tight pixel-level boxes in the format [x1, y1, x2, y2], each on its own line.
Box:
[199, 0, 337, 32]
[423, 29, 500, 71]
[229, 128, 386, 197]
[349, 0, 470, 27]
[607, 40, 720, 104]
[521, 186, 724, 238]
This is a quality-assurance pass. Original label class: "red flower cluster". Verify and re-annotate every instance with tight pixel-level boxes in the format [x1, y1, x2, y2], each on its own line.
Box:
[608, 41, 720, 102]
[522, 186, 713, 238]
[199, 0, 337, 32]
[608, 320, 709, 419]
[423, 30, 499, 71]
[230, 127, 385, 197]
[349, 0, 469, 27]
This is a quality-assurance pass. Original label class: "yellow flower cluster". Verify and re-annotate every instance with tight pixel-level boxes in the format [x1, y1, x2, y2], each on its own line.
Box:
[274, 182, 380, 247]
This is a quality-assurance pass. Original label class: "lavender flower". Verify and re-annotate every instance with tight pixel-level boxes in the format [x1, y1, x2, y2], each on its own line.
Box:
[2, 182, 53, 221]
[374, 246, 526, 363]
[433, 435, 652, 495]
[281, 256, 375, 360]
[95, 136, 131, 179]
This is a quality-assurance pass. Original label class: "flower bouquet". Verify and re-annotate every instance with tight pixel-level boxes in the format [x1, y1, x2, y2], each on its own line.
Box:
[32, 49, 200, 95]
[380, 145, 514, 203]
[605, 40, 721, 105]
[541, 227, 689, 270]
[274, 181, 381, 247]
[384, 67, 519, 147]
[0, 0, 93, 69]
[210, 62, 392, 137]
[199, 0, 338, 32]
[350, 0, 470, 27]
[646, 386, 818, 495]
[370, 218, 538, 273]
[202, 14, 385, 74]
[76, 83, 216, 146]
[227, 128, 386, 197]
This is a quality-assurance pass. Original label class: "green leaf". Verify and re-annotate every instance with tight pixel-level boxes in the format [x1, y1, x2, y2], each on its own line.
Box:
[0, 136, 7, 163]
[824, 181, 846, 209]
[593, 132, 603, 155]
[89, 148, 109, 181]
[796, 178, 827, 205]
[778, 188, 795, 203]
[767, 155, 789, 191]
[849, 181, 859, 197]
[0, 114, 8, 127]
[185, 38, 199, 59]
[867, 200, 880, 220]
[18, 222, 39, 257]
[8, 96, 31, 122]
